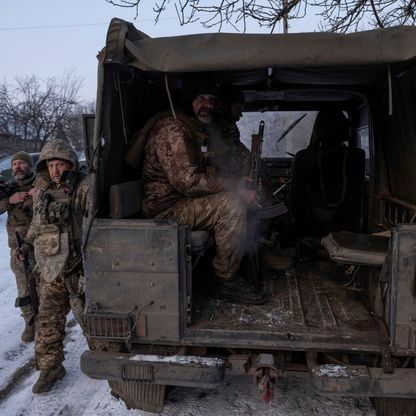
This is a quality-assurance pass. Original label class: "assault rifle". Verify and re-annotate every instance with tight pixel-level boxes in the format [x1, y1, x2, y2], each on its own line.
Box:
[15, 232, 39, 321]
[248, 120, 265, 188]
[247, 121, 286, 286]
[248, 121, 288, 220]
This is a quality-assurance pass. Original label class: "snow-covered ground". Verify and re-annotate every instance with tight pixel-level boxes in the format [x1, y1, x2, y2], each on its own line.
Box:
[0, 212, 376, 416]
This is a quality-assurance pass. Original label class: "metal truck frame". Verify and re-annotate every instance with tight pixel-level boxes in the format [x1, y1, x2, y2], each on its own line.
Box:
[80, 18, 416, 415]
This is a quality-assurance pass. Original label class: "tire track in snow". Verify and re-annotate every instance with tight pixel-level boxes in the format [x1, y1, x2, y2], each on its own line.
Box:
[0, 357, 36, 403]
[0, 318, 77, 405]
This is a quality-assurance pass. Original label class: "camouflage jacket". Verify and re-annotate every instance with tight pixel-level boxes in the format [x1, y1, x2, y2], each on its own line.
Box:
[25, 171, 89, 281]
[208, 117, 251, 178]
[142, 112, 231, 218]
[0, 174, 35, 248]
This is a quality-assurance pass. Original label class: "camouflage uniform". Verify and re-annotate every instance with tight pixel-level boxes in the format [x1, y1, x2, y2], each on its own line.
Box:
[142, 112, 247, 279]
[209, 84, 250, 178]
[207, 117, 251, 178]
[23, 140, 89, 371]
[0, 174, 35, 325]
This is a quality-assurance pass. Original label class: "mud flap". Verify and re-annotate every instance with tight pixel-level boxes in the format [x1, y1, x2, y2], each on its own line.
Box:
[109, 379, 165, 413]
[371, 397, 416, 416]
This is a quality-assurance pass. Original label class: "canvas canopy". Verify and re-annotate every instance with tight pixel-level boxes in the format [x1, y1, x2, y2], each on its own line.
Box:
[103, 18, 416, 73]
[93, 18, 416, 206]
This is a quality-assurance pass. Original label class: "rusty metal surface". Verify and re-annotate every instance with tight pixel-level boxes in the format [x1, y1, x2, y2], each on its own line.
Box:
[188, 260, 383, 352]
[84, 219, 186, 343]
[81, 350, 225, 389]
[311, 364, 416, 398]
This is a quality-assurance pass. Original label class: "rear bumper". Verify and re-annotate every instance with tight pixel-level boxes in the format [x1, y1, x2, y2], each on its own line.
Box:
[311, 364, 416, 398]
[81, 350, 225, 388]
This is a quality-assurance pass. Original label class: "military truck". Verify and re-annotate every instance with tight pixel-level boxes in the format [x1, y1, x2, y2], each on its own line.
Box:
[80, 18, 416, 415]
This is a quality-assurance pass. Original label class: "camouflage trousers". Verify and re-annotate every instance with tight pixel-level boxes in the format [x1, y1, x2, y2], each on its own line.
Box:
[157, 191, 247, 279]
[10, 248, 34, 324]
[35, 271, 85, 370]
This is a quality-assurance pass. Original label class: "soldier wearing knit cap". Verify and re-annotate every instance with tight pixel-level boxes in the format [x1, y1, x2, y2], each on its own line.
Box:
[11, 151, 34, 168]
[0, 151, 36, 342]
[138, 77, 265, 306]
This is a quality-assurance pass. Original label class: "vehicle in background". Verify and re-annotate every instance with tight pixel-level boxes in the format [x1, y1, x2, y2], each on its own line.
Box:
[0, 146, 88, 182]
[80, 19, 416, 416]
[0, 153, 40, 182]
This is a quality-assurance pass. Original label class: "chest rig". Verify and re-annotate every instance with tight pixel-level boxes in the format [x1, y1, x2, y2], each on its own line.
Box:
[39, 188, 71, 227]
[37, 171, 85, 268]
[183, 115, 216, 175]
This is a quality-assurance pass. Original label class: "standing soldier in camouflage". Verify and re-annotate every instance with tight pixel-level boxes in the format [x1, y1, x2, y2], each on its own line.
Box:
[0, 151, 36, 342]
[140, 80, 265, 305]
[17, 139, 89, 393]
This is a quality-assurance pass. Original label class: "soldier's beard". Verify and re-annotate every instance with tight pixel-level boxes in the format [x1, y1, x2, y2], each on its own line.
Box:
[197, 115, 212, 124]
[13, 171, 28, 181]
[196, 106, 213, 124]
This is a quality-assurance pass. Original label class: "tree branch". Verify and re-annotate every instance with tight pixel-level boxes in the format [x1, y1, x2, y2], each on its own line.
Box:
[105, 0, 416, 33]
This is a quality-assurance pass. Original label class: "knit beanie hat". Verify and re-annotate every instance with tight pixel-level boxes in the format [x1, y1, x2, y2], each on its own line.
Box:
[180, 77, 218, 104]
[11, 151, 33, 167]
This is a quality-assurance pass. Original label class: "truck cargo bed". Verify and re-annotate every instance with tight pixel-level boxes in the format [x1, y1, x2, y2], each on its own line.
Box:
[186, 260, 385, 352]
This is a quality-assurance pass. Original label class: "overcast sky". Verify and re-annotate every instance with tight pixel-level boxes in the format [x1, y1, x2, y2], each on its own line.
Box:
[0, 1, 319, 102]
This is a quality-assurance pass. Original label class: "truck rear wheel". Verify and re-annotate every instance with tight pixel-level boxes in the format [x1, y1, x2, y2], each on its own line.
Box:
[109, 380, 166, 413]
[371, 397, 416, 416]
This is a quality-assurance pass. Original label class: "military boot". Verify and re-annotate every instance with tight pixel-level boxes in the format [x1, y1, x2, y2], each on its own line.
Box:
[32, 364, 66, 394]
[21, 321, 35, 343]
[210, 275, 266, 305]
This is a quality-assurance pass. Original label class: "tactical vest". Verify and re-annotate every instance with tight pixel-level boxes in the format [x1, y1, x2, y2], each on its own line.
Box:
[34, 172, 86, 282]
[185, 116, 215, 175]
[6, 175, 35, 247]
[7, 178, 34, 227]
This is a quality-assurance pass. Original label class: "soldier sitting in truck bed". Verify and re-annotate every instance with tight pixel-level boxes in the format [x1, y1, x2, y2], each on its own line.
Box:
[141, 79, 265, 305]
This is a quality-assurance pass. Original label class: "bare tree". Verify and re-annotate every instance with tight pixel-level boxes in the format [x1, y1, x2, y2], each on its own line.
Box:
[105, 0, 416, 33]
[0, 73, 84, 152]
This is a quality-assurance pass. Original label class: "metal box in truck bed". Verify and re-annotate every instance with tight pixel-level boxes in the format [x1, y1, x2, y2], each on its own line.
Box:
[80, 18, 416, 415]
[84, 219, 189, 343]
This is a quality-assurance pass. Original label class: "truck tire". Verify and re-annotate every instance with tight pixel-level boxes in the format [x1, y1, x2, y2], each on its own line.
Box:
[371, 397, 416, 416]
[109, 380, 166, 413]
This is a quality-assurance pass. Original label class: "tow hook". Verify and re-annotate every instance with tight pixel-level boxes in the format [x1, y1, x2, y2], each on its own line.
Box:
[249, 353, 280, 403]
